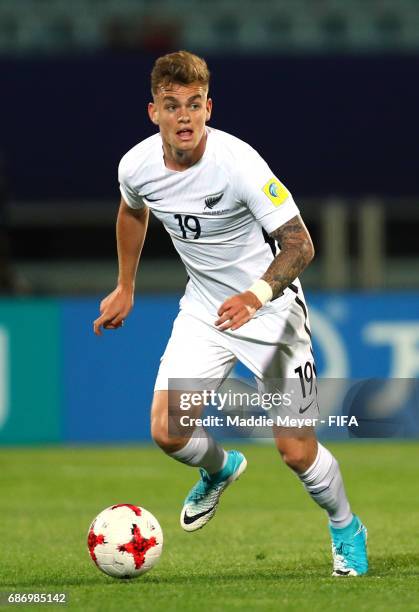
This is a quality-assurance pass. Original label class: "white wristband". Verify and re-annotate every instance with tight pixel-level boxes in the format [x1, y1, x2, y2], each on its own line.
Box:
[247, 279, 273, 306]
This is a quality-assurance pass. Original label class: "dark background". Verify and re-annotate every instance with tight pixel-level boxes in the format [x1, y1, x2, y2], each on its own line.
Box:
[3, 53, 418, 201]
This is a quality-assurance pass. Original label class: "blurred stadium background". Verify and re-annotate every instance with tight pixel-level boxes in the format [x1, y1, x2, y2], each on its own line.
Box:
[0, 0, 418, 444]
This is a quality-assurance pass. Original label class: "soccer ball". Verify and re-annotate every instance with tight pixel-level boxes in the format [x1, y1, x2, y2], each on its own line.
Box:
[87, 504, 163, 578]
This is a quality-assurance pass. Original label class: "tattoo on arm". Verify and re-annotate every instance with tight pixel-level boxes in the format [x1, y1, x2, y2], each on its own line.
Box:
[261, 215, 314, 300]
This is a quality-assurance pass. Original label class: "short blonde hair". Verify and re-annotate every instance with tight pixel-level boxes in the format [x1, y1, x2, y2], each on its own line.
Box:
[151, 50, 210, 96]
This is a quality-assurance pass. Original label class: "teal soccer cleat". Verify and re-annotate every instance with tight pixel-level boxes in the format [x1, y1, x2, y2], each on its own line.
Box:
[180, 450, 247, 532]
[329, 514, 368, 576]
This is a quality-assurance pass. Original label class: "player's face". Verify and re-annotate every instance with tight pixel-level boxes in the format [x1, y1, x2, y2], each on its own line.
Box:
[148, 83, 212, 167]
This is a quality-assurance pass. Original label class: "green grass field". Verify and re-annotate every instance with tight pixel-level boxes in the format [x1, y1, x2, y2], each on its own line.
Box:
[0, 443, 418, 611]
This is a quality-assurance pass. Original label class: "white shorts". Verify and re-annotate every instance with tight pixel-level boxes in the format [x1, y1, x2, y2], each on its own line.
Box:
[154, 289, 317, 419]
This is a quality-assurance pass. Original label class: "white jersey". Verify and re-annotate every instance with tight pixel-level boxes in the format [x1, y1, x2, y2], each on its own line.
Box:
[118, 127, 301, 321]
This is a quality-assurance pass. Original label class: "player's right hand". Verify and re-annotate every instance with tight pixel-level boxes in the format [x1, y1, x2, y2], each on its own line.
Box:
[93, 285, 134, 336]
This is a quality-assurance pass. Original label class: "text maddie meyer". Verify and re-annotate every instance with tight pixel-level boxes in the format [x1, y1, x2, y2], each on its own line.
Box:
[178, 415, 359, 428]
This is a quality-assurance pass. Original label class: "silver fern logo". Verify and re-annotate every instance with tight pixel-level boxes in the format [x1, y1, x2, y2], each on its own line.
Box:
[204, 192, 224, 209]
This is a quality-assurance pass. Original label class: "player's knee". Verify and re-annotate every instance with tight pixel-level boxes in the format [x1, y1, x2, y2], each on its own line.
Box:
[278, 445, 313, 473]
[151, 392, 181, 452]
[150, 415, 184, 453]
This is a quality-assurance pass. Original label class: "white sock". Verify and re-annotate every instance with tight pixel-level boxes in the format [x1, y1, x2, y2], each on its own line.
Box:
[170, 427, 227, 474]
[298, 443, 353, 529]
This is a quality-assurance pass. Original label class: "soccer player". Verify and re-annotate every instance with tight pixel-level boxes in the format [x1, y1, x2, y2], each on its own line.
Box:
[93, 50, 368, 576]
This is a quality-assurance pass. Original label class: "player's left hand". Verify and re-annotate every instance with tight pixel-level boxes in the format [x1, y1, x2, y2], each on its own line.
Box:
[215, 291, 262, 331]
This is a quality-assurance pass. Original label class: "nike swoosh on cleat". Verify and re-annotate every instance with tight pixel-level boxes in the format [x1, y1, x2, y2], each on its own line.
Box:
[334, 569, 351, 576]
[353, 524, 364, 537]
[299, 399, 315, 414]
[183, 505, 216, 525]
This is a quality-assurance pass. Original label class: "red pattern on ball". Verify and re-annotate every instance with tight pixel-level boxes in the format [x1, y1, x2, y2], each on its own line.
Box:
[118, 524, 157, 569]
[87, 529, 105, 564]
[111, 504, 142, 516]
